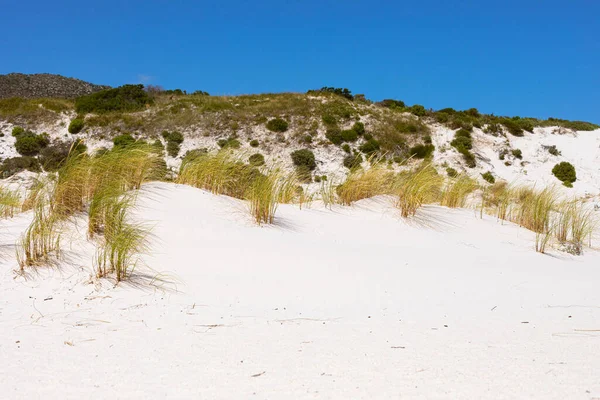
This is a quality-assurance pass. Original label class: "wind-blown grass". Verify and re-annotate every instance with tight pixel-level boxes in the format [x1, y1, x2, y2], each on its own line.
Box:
[336, 164, 394, 206]
[440, 175, 477, 208]
[0, 186, 22, 218]
[394, 164, 443, 217]
[95, 192, 149, 281]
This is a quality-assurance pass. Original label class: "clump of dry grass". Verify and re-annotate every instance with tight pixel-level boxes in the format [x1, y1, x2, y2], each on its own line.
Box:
[440, 175, 478, 208]
[555, 201, 597, 254]
[483, 181, 514, 221]
[336, 164, 395, 206]
[394, 164, 443, 217]
[246, 168, 287, 224]
[319, 179, 337, 209]
[0, 186, 22, 218]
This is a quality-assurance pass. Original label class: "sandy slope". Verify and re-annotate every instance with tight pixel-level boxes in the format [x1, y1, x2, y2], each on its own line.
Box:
[1, 182, 599, 399]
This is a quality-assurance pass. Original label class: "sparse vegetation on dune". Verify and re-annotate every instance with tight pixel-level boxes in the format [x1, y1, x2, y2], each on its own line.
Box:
[0, 186, 22, 218]
[440, 175, 477, 208]
[336, 162, 395, 206]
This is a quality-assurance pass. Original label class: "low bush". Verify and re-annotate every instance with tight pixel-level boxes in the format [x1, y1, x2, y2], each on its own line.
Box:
[481, 171, 495, 184]
[359, 138, 380, 155]
[39, 140, 87, 171]
[340, 129, 358, 142]
[308, 87, 353, 100]
[450, 129, 475, 167]
[249, 139, 259, 147]
[352, 121, 365, 135]
[341, 144, 351, 153]
[266, 118, 289, 133]
[217, 137, 241, 149]
[343, 153, 363, 169]
[511, 149, 523, 159]
[12, 126, 25, 136]
[167, 141, 181, 157]
[75, 84, 152, 114]
[501, 119, 524, 136]
[552, 162, 576, 187]
[322, 114, 337, 126]
[15, 131, 50, 156]
[378, 99, 405, 109]
[547, 145, 561, 156]
[113, 133, 136, 148]
[408, 105, 427, 117]
[68, 118, 85, 134]
[408, 143, 435, 159]
[290, 149, 316, 170]
[446, 167, 458, 177]
[249, 153, 265, 166]
[1, 156, 41, 177]
[325, 127, 343, 145]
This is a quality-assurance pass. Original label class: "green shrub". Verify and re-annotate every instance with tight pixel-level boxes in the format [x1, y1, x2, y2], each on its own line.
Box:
[167, 141, 181, 157]
[39, 140, 87, 171]
[408, 143, 435, 159]
[217, 137, 241, 149]
[552, 162, 576, 187]
[511, 149, 522, 159]
[408, 105, 427, 117]
[450, 129, 475, 167]
[113, 133, 136, 148]
[11, 126, 25, 136]
[308, 87, 353, 100]
[322, 114, 337, 126]
[1, 156, 41, 177]
[341, 129, 358, 142]
[446, 167, 458, 177]
[68, 118, 85, 134]
[249, 139, 259, 147]
[547, 145, 561, 156]
[481, 171, 495, 184]
[290, 149, 316, 170]
[359, 138, 380, 155]
[14, 132, 49, 156]
[249, 153, 265, 166]
[75, 84, 152, 114]
[266, 118, 289, 132]
[325, 127, 343, 145]
[352, 121, 365, 135]
[342, 143, 351, 153]
[379, 99, 405, 109]
[343, 154, 363, 169]
[301, 135, 313, 144]
[167, 131, 184, 144]
[501, 119, 524, 136]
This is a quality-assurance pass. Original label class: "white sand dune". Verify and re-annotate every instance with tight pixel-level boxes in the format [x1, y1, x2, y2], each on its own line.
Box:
[1, 182, 599, 399]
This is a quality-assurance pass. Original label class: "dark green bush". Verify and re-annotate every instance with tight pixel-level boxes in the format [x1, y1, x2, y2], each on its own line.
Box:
[547, 145, 561, 156]
[217, 137, 241, 149]
[501, 119, 524, 136]
[113, 133, 136, 148]
[11, 126, 24, 136]
[39, 140, 87, 171]
[248, 153, 265, 166]
[481, 171, 495, 184]
[1, 156, 41, 177]
[68, 118, 85, 134]
[552, 162, 576, 187]
[359, 138, 380, 155]
[340, 129, 358, 142]
[409, 143, 435, 159]
[352, 122, 365, 135]
[167, 141, 181, 157]
[167, 131, 184, 144]
[343, 154, 363, 169]
[511, 149, 522, 159]
[301, 135, 313, 144]
[266, 118, 289, 132]
[14, 132, 49, 156]
[308, 87, 353, 100]
[325, 127, 343, 145]
[290, 149, 316, 170]
[446, 167, 458, 177]
[379, 99, 405, 109]
[408, 104, 427, 117]
[341, 143, 351, 153]
[322, 114, 337, 126]
[249, 139, 259, 147]
[75, 84, 152, 114]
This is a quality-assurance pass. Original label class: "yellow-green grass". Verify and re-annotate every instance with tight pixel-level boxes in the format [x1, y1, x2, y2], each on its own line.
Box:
[0, 186, 22, 218]
[440, 175, 478, 208]
[394, 164, 443, 217]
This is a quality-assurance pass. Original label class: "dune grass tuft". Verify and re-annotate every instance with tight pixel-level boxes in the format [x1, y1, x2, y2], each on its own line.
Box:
[394, 164, 443, 217]
[0, 186, 22, 218]
[336, 163, 394, 206]
[440, 175, 477, 208]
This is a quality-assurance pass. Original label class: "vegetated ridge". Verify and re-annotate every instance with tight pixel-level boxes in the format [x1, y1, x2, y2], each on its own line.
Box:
[0, 73, 110, 99]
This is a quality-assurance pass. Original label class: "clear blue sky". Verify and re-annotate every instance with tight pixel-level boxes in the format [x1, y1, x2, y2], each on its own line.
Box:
[1, 0, 598, 122]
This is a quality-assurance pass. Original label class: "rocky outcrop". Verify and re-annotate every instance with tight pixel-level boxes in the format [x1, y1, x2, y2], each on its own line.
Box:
[0, 73, 110, 99]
